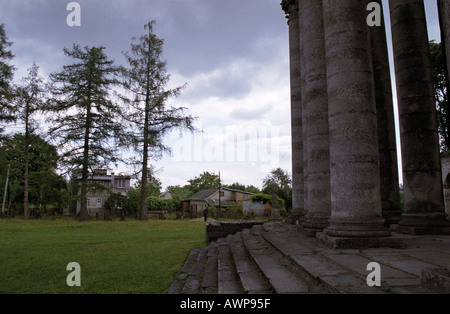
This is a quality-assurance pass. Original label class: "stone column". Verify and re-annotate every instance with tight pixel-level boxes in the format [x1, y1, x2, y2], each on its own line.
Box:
[282, 0, 305, 225]
[370, 0, 401, 226]
[299, 9, 309, 226]
[438, 0, 450, 83]
[390, 0, 450, 234]
[298, 0, 331, 236]
[320, 0, 392, 247]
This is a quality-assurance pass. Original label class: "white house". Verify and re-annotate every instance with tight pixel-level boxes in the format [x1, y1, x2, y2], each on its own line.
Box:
[72, 169, 132, 215]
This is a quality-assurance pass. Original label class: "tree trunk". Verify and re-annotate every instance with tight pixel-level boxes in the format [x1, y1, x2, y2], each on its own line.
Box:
[139, 91, 151, 221]
[23, 107, 30, 220]
[79, 102, 91, 221]
[139, 151, 148, 221]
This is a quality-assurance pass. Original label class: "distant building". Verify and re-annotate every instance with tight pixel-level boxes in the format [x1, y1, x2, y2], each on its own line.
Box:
[160, 190, 172, 200]
[182, 187, 254, 217]
[71, 169, 132, 215]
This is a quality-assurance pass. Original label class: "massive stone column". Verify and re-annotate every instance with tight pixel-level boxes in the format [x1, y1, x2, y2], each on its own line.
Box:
[370, 0, 401, 226]
[390, 0, 450, 234]
[282, 0, 305, 225]
[298, 0, 331, 235]
[438, 0, 450, 83]
[320, 0, 392, 247]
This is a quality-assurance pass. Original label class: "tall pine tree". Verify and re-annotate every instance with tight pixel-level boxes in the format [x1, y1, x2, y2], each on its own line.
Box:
[119, 21, 196, 220]
[0, 24, 15, 134]
[47, 45, 122, 220]
[15, 62, 46, 219]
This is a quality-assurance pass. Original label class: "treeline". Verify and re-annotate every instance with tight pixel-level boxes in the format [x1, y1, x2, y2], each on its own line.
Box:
[0, 21, 195, 220]
[109, 169, 292, 219]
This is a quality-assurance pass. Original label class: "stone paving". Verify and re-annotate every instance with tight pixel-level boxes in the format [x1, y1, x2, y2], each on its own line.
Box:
[168, 222, 450, 294]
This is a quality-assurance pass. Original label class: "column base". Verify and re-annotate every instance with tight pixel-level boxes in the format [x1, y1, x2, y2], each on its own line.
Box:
[270, 217, 283, 222]
[317, 232, 405, 249]
[398, 212, 450, 235]
[300, 213, 329, 237]
[382, 208, 403, 226]
[324, 217, 391, 238]
[317, 217, 403, 249]
[285, 209, 305, 225]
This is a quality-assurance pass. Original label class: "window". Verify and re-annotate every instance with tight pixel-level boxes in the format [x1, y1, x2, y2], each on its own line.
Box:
[117, 180, 126, 188]
[97, 198, 102, 208]
[87, 198, 91, 207]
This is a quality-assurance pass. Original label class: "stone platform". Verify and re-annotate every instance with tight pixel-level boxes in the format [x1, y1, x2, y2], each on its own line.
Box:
[168, 222, 450, 294]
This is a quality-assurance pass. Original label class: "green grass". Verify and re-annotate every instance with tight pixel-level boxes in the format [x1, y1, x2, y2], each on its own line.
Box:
[0, 218, 206, 294]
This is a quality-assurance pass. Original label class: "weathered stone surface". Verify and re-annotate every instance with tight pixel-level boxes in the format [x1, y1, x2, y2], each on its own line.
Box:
[217, 244, 243, 294]
[283, 0, 305, 225]
[323, 253, 415, 279]
[322, 0, 389, 240]
[439, 0, 450, 85]
[229, 235, 271, 293]
[320, 275, 384, 294]
[290, 254, 348, 279]
[404, 249, 450, 268]
[318, 232, 403, 250]
[298, 0, 330, 235]
[390, 0, 450, 234]
[421, 267, 450, 293]
[170, 222, 450, 294]
[370, 0, 402, 226]
[206, 221, 265, 241]
[242, 229, 309, 293]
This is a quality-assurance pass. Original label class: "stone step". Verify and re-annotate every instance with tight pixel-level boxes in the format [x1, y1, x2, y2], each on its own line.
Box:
[168, 248, 200, 294]
[258, 223, 441, 294]
[217, 242, 244, 294]
[170, 222, 448, 294]
[228, 233, 273, 294]
[181, 247, 208, 294]
[201, 244, 219, 294]
[260, 223, 387, 294]
[241, 228, 310, 294]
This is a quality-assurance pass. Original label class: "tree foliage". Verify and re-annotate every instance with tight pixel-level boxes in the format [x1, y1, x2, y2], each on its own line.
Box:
[0, 134, 68, 216]
[119, 21, 196, 220]
[0, 24, 15, 134]
[187, 171, 220, 194]
[46, 45, 122, 220]
[430, 40, 450, 152]
[14, 62, 46, 218]
[224, 182, 260, 193]
[262, 168, 292, 211]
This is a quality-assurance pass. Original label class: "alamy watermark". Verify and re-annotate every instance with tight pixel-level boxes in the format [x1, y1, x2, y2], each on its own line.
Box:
[66, 262, 81, 287]
[167, 123, 282, 171]
[66, 2, 81, 27]
[366, 262, 381, 287]
[66, 2, 382, 28]
[367, 2, 382, 27]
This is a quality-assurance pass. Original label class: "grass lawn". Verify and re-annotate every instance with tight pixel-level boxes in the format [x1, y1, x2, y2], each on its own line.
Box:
[0, 218, 206, 294]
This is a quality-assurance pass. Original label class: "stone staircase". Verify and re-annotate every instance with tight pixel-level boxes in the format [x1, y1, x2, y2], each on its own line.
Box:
[169, 222, 449, 294]
[168, 223, 359, 294]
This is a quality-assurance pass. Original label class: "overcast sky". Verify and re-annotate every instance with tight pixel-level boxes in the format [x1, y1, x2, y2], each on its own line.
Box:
[0, 0, 442, 191]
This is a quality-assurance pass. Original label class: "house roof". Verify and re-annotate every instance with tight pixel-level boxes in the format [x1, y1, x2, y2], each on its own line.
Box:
[188, 187, 255, 201]
[189, 189, 218, 201]
[73, 172, 131, 181]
